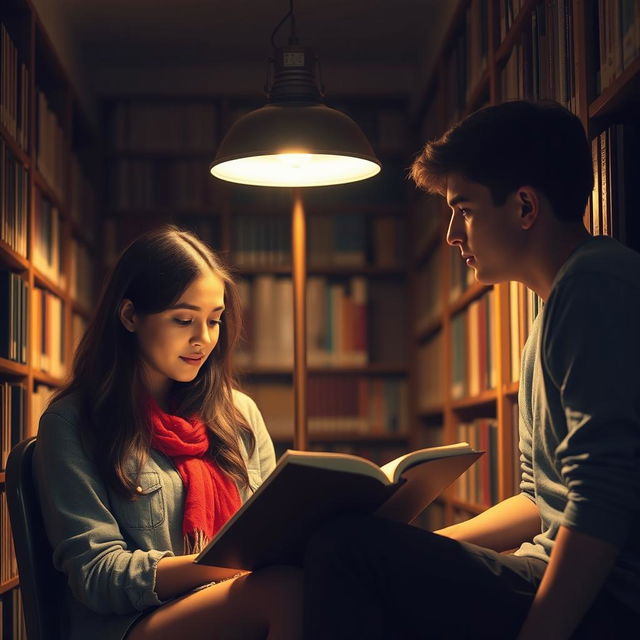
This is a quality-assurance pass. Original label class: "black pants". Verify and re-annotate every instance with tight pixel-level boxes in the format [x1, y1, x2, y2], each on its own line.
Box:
[303, 515, 638, 639]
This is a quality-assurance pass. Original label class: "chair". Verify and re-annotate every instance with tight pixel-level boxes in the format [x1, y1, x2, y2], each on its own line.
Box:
[6, 437, 65, 640]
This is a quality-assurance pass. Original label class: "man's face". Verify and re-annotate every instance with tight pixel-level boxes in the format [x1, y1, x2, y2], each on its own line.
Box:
[445, 173, 524, 284]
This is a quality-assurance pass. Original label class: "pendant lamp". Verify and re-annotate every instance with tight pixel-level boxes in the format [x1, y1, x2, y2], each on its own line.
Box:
[210, 1, 381, 450]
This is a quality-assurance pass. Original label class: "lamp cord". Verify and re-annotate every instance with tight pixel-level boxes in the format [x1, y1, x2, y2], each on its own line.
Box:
[270, 0, 297, 50]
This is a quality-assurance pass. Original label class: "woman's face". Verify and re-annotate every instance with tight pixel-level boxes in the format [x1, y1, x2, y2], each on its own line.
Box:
[122, 271, 226, 402]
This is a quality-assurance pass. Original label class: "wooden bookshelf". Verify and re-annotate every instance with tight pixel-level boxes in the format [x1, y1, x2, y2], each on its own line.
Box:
[409, 0, 640, 529]
[0, 0, 99, 630]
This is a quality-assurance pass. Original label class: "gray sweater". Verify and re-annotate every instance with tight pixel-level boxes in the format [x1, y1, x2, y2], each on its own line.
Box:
[33, 389, 276, 640]
[514, 235, 640, 613]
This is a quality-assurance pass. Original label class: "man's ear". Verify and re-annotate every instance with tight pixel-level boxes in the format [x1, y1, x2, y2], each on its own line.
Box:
[517, 187, 539, 230]
[119, 299, 137, 332]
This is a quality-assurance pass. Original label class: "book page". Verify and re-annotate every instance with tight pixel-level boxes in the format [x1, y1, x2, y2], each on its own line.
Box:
[380, 442, 473, 482]
[281, 449, 389, 484]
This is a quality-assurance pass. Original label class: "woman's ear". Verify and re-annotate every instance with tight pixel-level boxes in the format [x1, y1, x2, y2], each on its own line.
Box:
[119, 299, 137, 332]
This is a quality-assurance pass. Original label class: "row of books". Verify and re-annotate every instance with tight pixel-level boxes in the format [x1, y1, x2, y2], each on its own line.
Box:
[0, 23, 29, 151]
[110, 158, 221, 211]
[0, 381, 26, 472]
[0, 139, 28, 257]
[454, 418, 499, 507]
[589, 123, 639, 243]
[465, 291, 496, 397]
[445, 1, 489, 123]
[36, 90, 66, 199]
[31, 287, 66, 379]
[508, 281, 542, 383]
[365, 280, 408, 368]
[307, 275, 368, 367]
[109, 101, 218, 152]
[417, 282, 540, 405]
[416, 330, 444, 412]
[236, 275, 292, 369]
[307, 377, 408, 435]
[1, 371, 22, 623]
[232, 215, 290, 267]
[70, 154, 98, 243]
[593, 0, 640, 95]
[415, 244, 443, 333]
[500, 0, 577, 112]
[236, 275, 368, 368]
[0, 270, 27, 364]
[232, 214, 405, 269]
[464, 0, 490, 102]
[70, 238, 94, 310]
[0, 490, 17, 585]
[498, 0, 528, 43]
[309, 214, 405, 269]
[451, 289, 497, 400]
[411, 192, 443, 262]
[2, 382, 53, 461]
[242, 376, 408, 438]
[6, 382, 63, 453]
[33, 191, 65, 287]
[0, 586, 27, 640]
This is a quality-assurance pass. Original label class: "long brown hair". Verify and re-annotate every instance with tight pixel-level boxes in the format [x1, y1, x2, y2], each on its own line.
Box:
[52, 225, 255, 496]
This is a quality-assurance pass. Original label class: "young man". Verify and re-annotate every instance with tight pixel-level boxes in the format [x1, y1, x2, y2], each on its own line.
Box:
[303, 101, 640, 639]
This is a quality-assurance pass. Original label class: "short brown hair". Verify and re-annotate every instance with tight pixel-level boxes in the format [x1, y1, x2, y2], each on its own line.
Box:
[410, 100, 593, 222]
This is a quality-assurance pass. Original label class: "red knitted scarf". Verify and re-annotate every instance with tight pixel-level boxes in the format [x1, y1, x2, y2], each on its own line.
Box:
[146, 396, 241, 554]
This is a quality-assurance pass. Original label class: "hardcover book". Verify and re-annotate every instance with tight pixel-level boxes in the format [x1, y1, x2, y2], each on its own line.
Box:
[195, 442, 482, 570]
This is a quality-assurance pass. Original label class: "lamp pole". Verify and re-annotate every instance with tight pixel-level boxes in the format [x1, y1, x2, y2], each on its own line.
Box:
[291, 187, 308, 450]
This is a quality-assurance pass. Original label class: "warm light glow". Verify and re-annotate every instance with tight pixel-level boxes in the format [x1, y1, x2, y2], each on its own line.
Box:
[277, 153, 314, 169]
[210, 153, 381, 187]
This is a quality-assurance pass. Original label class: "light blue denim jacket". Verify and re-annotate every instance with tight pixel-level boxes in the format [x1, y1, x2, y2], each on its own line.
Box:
[33, 389, 276, 640]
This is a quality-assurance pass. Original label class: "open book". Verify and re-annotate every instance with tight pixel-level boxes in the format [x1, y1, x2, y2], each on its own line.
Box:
[195, 442, 482, 570]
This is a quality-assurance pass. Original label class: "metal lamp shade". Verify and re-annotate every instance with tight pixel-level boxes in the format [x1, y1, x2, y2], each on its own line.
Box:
[210, 103, 381, 187]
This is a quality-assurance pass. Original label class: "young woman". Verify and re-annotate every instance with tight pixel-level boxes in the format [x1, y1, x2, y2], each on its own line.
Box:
[34, 226, 302, 640]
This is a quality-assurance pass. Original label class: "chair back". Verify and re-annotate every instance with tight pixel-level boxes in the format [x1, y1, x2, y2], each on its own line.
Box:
[6, 437, 65, 640]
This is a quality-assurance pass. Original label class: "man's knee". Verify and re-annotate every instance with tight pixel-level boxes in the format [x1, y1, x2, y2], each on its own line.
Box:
[304, 514, 383, 565]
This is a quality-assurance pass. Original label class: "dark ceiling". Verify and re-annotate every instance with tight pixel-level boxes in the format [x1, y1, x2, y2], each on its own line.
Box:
[59, 0, 449, 70]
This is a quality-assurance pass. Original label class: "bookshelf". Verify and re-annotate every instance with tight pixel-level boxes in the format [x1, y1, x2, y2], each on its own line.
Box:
[410, 0, 640, 530]
[102, 94, 412, 464]
[0, 0, 99, 635]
